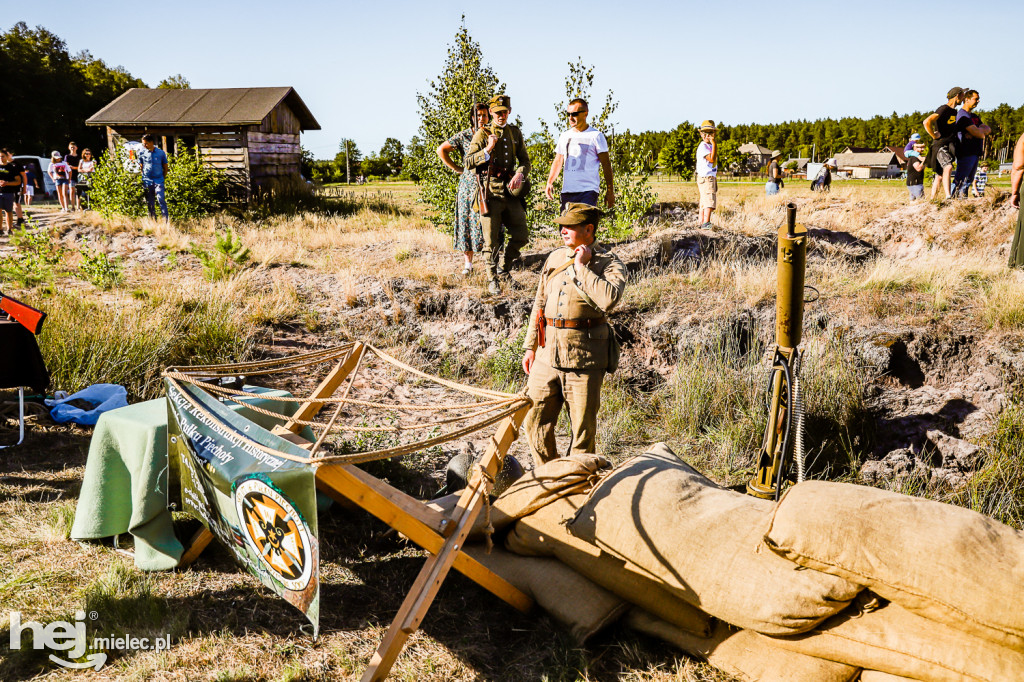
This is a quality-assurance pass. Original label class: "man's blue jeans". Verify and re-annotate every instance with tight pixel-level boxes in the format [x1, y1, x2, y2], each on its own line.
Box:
[953, 156, 979, 198]
[143, 182, 168, 219]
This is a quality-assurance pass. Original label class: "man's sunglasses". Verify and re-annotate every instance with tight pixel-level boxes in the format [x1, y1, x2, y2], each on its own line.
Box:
[566, 110, 588, 117]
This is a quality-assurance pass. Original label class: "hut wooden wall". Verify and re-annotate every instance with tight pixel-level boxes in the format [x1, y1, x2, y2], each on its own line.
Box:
[249, 102, 302, 186]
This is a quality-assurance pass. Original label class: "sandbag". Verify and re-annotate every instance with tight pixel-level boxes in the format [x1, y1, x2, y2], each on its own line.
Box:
[857, 672, 919, 681]
[624, 608, 862, 682]
[764, 480, 1024, 649]
[428, 453, 610, 541]
[507, 493, 713, 638]
[566, 443, 862, 635]
[766, 593, 1024, 682]
[462, 542, 627, 644]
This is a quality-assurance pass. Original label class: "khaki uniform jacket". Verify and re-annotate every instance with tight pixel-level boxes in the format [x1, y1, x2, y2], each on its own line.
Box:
[464, 124, 531, 196]
[522, 244, 627, 371]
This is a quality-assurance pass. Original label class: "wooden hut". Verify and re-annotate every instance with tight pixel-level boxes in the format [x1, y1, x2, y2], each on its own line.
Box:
[86, 87, 320, 197]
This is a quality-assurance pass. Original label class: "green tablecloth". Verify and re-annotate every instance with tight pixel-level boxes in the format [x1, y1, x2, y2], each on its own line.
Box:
[71, 387, 304, 570]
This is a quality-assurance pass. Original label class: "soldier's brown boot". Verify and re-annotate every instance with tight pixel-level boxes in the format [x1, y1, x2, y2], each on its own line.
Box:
[487, 279, 501, 296]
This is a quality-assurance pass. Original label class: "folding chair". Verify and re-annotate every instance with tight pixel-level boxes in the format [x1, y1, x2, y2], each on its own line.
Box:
[0, 293, 49, 449]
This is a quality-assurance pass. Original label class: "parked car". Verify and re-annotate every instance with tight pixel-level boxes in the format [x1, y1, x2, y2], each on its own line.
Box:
[13, 156, 57, 199]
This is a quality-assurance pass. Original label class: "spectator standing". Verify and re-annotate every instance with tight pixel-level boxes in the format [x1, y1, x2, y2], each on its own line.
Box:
[437, 103, 490, 275]
[695, 120, 718, 227]
[1007, 133, 1024, 268]
[21, 164, 38, 207]
[545, 98, 614, 211]
[139, 134, 169, 221]
[78, 148, 96, 210]
[923, 87, 965, 200]
[952, 90, 991, 198]
[48, 151, 72, 212]
[464, 95, 532, 296]
[906, 142, 927, 200]
[765, 151, 783, 195]
[65, 142, 81, 210]
[974, 165, 988, 197]
[0, 149, 23, 236]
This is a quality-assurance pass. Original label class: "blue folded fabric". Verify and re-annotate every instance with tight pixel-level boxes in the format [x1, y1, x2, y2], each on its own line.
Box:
[46, 383, 129, 425]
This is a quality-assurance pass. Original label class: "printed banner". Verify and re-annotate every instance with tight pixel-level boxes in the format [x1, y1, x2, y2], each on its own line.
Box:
[164, 379, 320, 635]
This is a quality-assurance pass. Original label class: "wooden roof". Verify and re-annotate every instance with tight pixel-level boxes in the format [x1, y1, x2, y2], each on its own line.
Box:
[739, 142, 772, 155]
[834, 152, 899, 168]
[86, 87, 320, 130]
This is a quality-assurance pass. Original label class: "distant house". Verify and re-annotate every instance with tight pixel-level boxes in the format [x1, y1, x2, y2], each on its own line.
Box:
[784, 157, 809, 175]
[834, 151, 902, 179]
[86, 87, 321, 197]
[738, 142, 773, 171]
[881, 145, 908, 167]
[839, 146, 876, 154]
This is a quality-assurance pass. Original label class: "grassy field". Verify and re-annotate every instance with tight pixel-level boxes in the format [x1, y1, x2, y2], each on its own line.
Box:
[1, 179, 1022, 680]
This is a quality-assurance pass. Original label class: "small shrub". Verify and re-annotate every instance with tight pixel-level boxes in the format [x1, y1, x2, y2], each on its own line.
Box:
[191, 228, 251, 281]
[0, 224, 67, 287]
[88, 145, 146, 219]
[164, 145, 224, 219]
[78, 239, 124, 290]
[480, 327, 528, 392]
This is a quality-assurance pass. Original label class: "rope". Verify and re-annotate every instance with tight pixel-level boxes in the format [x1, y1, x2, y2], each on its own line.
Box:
[165, 375, 529, 466]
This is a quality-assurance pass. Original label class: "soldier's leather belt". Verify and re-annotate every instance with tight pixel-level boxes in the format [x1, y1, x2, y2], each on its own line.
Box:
[545, 316, 607, 329]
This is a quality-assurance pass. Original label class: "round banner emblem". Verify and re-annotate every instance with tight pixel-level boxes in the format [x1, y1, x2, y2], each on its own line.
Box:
[234, 478, 313, 591]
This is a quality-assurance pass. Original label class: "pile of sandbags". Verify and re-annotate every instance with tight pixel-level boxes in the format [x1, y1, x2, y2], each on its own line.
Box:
[473, 444, 1024, 681]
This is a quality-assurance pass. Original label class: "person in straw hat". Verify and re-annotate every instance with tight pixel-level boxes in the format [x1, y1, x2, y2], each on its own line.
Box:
[766, 150, 783, 196]
[696, 120, 718, 228]
[520, 203, 626, 464]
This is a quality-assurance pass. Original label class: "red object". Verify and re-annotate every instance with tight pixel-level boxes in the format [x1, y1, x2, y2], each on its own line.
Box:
[0, 293, 46, 335]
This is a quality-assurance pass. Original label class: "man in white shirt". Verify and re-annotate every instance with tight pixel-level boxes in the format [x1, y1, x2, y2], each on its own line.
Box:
[545, 98, 615, 211]
[695, 120, 718, 228]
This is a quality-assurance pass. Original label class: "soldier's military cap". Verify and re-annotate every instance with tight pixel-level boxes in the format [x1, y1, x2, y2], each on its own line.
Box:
[555, 203, 604, 227]
[488, 95, 511, 113]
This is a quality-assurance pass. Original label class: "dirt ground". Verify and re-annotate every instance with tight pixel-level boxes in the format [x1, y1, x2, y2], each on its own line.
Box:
[2, 182, 1022, 680]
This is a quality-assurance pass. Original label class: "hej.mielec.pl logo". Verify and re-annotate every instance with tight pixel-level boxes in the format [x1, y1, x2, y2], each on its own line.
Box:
[9, 610, 171, 670]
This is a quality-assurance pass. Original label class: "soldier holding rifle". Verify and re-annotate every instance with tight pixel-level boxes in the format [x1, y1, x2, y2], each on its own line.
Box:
[520, 203, 626, 464]
[464, 95, 532, 295]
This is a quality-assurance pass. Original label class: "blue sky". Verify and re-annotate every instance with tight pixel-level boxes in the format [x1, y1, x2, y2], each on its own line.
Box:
[7, 0, 1023, 158]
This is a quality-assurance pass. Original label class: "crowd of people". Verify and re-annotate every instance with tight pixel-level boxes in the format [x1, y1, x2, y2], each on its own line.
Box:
[0, 141, 98, 234]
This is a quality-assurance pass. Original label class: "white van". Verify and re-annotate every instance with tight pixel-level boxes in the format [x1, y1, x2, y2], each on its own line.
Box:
[13, 156, 57, 198]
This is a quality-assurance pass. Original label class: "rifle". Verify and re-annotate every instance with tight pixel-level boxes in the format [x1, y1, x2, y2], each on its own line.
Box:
[0, 292, 47, 334]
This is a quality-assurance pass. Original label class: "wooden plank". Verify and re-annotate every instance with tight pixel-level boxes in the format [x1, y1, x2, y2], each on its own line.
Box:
[250, 166, 300, 178]
[178, 527, 214, 568]
[273, 343, 363, 436]
[248, 152, 300, 166]
[248, 142, 300, 154]
[361, 406, 530, 682]
[248, 132, 299, 145]
[316, 464, 451, 537]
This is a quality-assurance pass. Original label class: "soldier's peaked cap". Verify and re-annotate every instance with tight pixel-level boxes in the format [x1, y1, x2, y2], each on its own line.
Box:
[488, 95, 511, 113]
[555, 203, 604, 227]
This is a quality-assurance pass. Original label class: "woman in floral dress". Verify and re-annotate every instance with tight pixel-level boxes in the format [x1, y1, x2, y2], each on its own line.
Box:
[437, 103, 490, 275]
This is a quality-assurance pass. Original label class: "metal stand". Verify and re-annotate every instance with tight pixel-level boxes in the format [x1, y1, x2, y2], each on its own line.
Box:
[0, 387, 25, 449]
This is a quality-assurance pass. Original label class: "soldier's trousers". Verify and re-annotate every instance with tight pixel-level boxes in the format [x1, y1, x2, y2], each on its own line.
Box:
[481, 194, 528, 281]
[524, 359, 605, 465]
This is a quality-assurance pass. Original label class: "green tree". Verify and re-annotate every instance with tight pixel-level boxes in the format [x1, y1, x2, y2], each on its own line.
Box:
[379, 138, 404, 176]
[158, 73, 190, 89]
[533, 59, 656, 236]
[335, 138, 362, 183]
[0, 23, 145, 153]
[658, 124, 700, 180]
[410, 19, 503, 230]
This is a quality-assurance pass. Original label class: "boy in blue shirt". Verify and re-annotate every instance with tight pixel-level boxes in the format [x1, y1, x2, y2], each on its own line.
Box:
[139, 133, 169, 220]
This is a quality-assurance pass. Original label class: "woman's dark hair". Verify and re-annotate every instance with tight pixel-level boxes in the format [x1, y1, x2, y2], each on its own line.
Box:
[469, 103, 490, 130]
[82, 148, 92, 155]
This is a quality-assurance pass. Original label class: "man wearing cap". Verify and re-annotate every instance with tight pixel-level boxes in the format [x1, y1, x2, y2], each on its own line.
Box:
[695, 120, 718, 227]
[765, 150, 783, 195]
[923, 87, 966, 200]
[545, 98, 615, 212]
[520, 203, 627, 464]
[465, 94, 532, 295]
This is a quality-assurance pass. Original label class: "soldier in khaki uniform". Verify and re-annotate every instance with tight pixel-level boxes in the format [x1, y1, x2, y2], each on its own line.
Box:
[464, 95, 532, 295]
[520, 203, 627, 464]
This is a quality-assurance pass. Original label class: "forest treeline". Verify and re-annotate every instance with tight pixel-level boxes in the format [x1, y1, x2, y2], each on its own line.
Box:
[0, 22, 186, 155]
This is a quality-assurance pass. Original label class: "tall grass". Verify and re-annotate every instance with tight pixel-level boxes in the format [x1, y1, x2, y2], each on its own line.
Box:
[952, 403, 1024, 528]
[38, 290, 254, 400]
